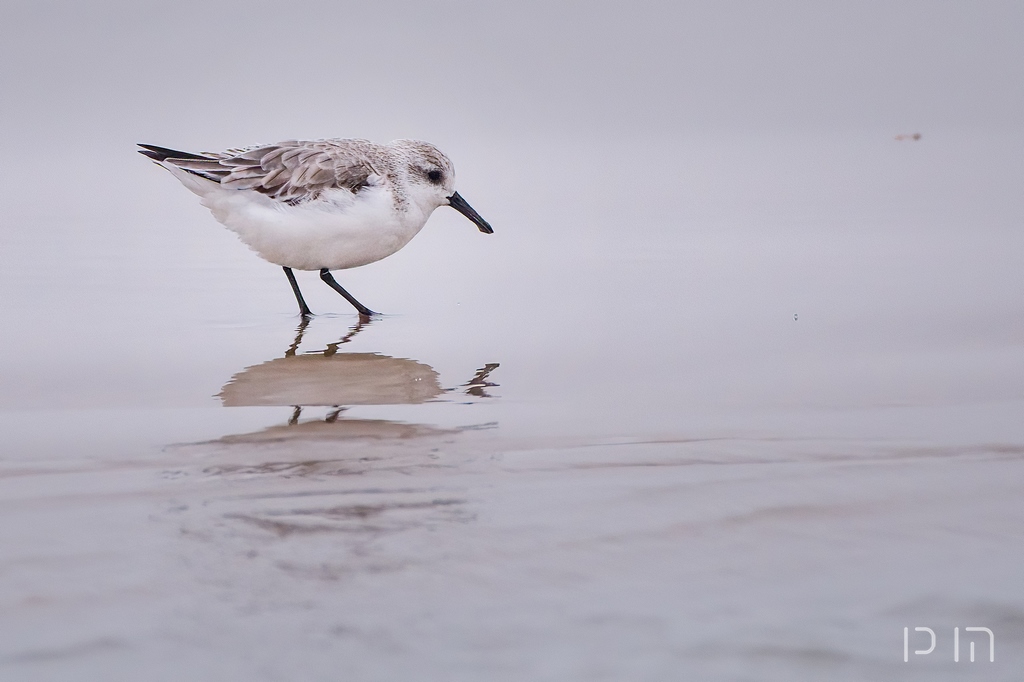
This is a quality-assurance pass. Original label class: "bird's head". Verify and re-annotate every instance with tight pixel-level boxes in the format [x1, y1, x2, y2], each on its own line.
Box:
[391, 139, 493, 234]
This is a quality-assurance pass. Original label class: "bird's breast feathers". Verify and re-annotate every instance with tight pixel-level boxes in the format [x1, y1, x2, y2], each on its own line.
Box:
[197, 182, 430, 271]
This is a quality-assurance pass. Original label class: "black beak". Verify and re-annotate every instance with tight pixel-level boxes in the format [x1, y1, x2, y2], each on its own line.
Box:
[448, 191, 494, 234]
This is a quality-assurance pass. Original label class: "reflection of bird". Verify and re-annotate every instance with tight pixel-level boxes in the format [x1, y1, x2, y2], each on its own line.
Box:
[139, 139, 494, 317]
[219, 318, 442, 409]
[219, 352, 443, 408]
[461, 363, 501, 398]
[218, 319, 499, 434]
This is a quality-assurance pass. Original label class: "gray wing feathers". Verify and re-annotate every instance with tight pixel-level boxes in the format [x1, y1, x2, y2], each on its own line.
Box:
[168, 140, 378, 204]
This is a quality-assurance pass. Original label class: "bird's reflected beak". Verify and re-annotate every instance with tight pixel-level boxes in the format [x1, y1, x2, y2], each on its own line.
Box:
[448, 192, 494, 234]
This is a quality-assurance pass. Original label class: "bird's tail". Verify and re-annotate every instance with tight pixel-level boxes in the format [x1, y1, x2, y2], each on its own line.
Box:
[137, 143, 210, 163]
[138, 143, 226, 197]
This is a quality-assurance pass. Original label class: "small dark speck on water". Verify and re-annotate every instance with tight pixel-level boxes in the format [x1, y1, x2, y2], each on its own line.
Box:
[794, 314, 798, 321]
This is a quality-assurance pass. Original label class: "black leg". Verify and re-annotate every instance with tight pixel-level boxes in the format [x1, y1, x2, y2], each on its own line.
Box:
[283, 267, 312, 317]
[320, 269, 377, 317]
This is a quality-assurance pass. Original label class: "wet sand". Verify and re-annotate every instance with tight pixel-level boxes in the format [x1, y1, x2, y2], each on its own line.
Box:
[2, 132, 1024, 680]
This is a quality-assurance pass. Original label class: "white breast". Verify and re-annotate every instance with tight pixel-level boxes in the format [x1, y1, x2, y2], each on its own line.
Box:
[198, 184, 431, 271]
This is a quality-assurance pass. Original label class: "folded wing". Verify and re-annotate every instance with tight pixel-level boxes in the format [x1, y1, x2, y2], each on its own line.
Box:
[138, 140, 379, 205]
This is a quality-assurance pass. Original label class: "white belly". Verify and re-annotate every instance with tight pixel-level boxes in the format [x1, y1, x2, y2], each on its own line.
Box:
[200, 186, 430, 271]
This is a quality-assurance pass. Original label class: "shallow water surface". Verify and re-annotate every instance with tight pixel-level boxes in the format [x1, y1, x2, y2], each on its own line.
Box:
[2, 132, 1023, 680]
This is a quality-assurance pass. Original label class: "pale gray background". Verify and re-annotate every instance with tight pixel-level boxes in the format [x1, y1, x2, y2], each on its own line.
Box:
[2, 1, 1022, 146]
[1, 2, 1023, 681]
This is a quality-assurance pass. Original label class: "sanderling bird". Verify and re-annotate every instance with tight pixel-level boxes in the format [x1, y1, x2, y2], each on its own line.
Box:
[139, 138, 493, 317]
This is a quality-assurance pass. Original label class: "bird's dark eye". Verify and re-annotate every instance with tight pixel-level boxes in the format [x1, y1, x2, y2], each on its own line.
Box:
[427, 169, 443, 184]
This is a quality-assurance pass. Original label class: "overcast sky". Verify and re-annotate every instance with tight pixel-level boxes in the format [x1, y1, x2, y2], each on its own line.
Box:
[1, 0, 1021, 152]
